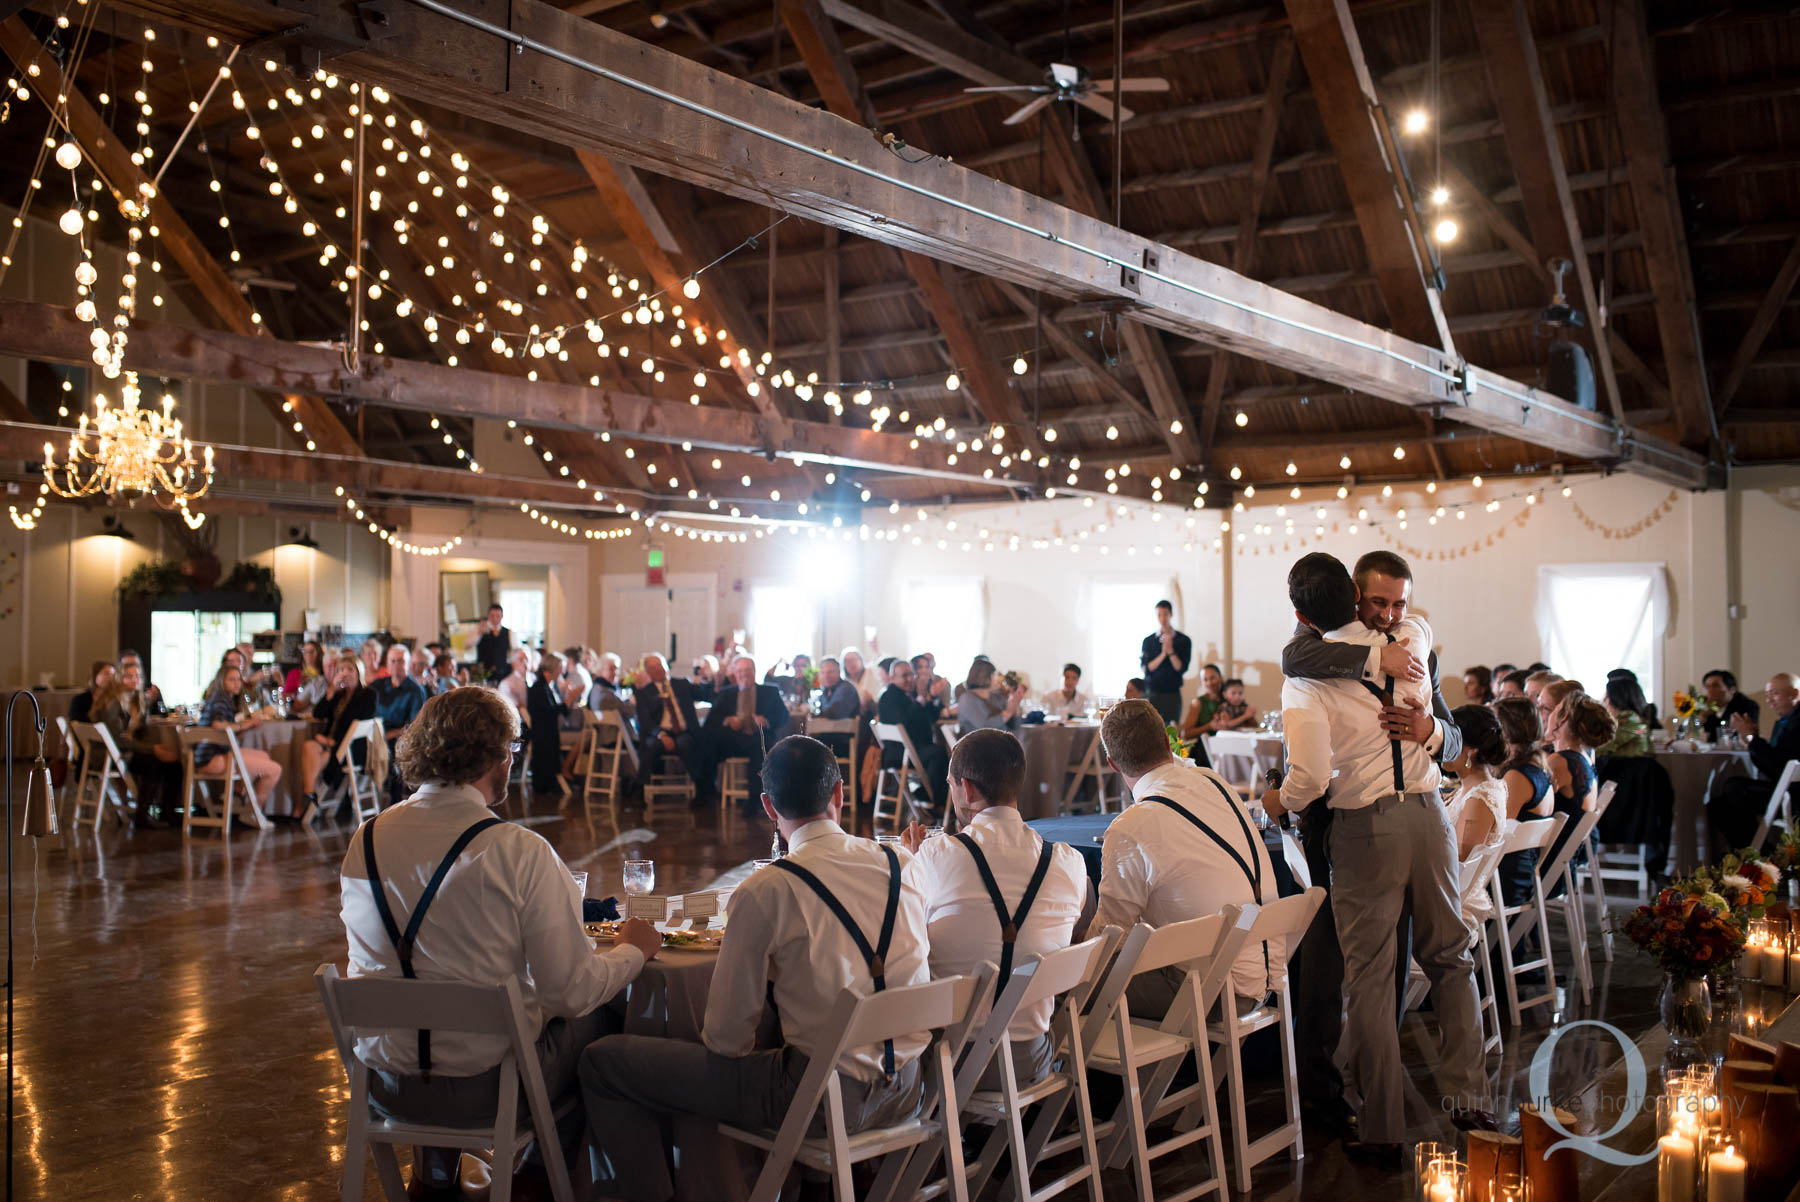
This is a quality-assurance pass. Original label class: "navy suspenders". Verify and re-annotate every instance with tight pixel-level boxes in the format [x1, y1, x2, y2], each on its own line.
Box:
[953, 832, 1056, 998]
[1355, 633, 1406, 793]
[773, 845, 904, 1078]
[362, 814, 506, 1078]
[1146, 781, 1270, 977]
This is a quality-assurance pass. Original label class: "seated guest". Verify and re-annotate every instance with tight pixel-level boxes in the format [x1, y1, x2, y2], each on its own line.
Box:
[704, 655, 788, 813]
[1702, 669, 1760, 740]
[690, 654, 720, 705]
[96, 660, 180, 827]
[812, 656, 862, 761]
[1523, 671, 1562, 706]
[901, 729, 1092, 1088]
[1212, 678, 1260, 730]
[1123, 677, 1147, 701]
[1711, 673, 1800, 850]
[1178, 664, 1226, 740]
[1493, 662, 1519, 681]
[372, 644, 428, 747]
[298, 653, 378, 822]
[587, 652, 637, 723]
[957, 660, 1028, 737]
[498, 647, 532, 718]
[843, 646, 880, 714]
[1598, 675, 1654, 757]
[360, 637, 387, 684]
[1494, 669, 1530, 701]
[765, 653, 813, 704]
[67, 659, 116, 725]
[193, 666, 283, 813]
[526, 652, 572, 795]
[1609, 668, 1662, 730]
[1492, 699, 1555, 934]
[580, 736, 929, 1202]
[632, 654, 713, 802]
[426, 653, 460, 696]
[117, 649, 166, 716]
[1040, 663, 1092, 720]
[1542, 684, 1615, 872]
[1097, 698, 1276, 1016]
[878, 657, 949, 807]
[1462, 666, 1494, 707]
[561, 646, 593, 702]
[284, 640, 330, 714]
[912, 653, 950, 711]
[342, 687, 660, 1200]
[1443, 704, 1512, 863]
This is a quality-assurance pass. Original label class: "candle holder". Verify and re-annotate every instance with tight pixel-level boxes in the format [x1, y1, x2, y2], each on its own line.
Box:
[1492, 1170, 1528, 1202]
[1414, 1141, 1452, 1202]
[1420, 1155, 1465, 1202]
[1659, 1113, 1703, 1202]
[1760, 923, 1789, 990]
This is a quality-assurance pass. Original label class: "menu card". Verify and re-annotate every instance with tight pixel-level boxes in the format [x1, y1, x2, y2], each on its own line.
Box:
[624, 895, 675, 923]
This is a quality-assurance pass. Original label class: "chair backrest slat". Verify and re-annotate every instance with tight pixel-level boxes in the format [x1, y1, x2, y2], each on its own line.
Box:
[844, 976, 965, 1045]
[1132, 909, 1242, 976]
[327, 973, 519, 1037]
[1502, 814, 1566, 854]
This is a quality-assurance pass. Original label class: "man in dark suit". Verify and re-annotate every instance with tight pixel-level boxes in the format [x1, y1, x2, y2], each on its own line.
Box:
[475, 604, 514, 682]
[704, 656, 788, 815]
[1702, 669, 1761, 741]
[1276, 549, 1465, 1138]
[632, 653, 713, 802]
[877, 657, 949, 809]
[1711, 673, 1799, 851]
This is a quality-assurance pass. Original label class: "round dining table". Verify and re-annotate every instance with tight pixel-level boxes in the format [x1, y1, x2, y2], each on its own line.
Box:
[1653, 742, 1754, 873]
[1015, 720, 1103, 819]
[599, 939, 760, 1202]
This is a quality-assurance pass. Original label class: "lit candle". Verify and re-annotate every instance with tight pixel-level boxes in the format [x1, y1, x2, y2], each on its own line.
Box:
[1428, 1181, 1456, 1202]
[1764, 938, 1788, 988]
[1744, 936, 1765, 979]
[1789, 949, 1800, 993]
[1705, 1144, 1745, 1202]
[1659, 1130, 1697, 1202]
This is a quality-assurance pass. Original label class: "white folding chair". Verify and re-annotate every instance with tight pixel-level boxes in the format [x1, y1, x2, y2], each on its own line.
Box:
[1198, 736, 1252, 796]
[809, 717, 861, 827]
[1203, 888, 1324, 1193]
[1490, 815, 1567, 1026]
[578, 710, 626, 828]
[323, 718, 386, 826]
[1751, 761, 1799, 852]
[67, 720, 135, 829]
[179, 725, 269, 836]
[1457, 833, 1512, 1056]
[937, 934, 1119, 1202]
[872, 722, 935, 833]
[1529, 790, 1614, 1008]
[720, 975, 981, 1202]
[1085, 911, 1256, 1202]
[314, 965, 577, 1202]
[1579, 783, 1621, 962]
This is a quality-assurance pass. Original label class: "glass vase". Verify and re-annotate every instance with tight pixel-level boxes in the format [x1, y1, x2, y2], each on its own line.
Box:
[1661, 973, 1712, 1049]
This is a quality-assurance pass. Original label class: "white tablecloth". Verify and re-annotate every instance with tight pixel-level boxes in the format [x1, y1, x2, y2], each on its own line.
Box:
[1654, 746, 1754, 872]
[1204, 729, 1285, 787]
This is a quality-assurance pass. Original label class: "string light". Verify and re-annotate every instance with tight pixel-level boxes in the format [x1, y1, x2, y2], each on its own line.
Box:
[335, 486, 463, 555]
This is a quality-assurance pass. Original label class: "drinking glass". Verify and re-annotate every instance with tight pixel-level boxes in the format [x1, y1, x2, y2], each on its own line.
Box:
[569, 870, 589, 899]
[622, 859, 655, 896]
[875, 834, 902, 847]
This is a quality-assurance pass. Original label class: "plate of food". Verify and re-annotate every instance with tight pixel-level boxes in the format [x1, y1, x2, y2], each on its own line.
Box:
[585, 922, 722, 949]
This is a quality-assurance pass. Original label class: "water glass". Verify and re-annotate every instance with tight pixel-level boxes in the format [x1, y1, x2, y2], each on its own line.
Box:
[622, 859, 655, 896]
[569, 870, 589, 899]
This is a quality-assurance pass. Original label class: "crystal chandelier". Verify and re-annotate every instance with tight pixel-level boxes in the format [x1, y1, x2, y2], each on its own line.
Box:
[41, 372, 214, 518]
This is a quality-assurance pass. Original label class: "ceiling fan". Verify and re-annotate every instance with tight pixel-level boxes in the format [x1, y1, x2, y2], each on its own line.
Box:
[963, 61, 1169, 128]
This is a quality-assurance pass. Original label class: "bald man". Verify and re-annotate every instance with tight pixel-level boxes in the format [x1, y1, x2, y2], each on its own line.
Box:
[1710, 673, 1800, 852]
[703, 656, 789, 817]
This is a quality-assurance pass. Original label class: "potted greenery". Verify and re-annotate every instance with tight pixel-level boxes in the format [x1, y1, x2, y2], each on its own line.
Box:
[117, 558, 190, 601]
[220, 561, 281, 610]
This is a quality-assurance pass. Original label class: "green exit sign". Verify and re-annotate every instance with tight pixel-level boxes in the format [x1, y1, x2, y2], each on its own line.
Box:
[647, 544, 664, 587]
[647, 547, 664, 569]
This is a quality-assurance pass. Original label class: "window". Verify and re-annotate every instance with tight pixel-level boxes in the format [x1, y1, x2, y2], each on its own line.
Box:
[495, 583, 547, 650]
[1088, 580, 1175, 696]
[749, 584, 816, 669]
[901, 578, 983, 679]
[1535, 563, 1668, 706]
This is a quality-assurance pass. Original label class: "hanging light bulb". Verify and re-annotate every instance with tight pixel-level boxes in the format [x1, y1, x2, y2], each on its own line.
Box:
[682, 276, 700, 299]
[58, 208, 84, 236]
[1403, 108, 1429, 135]
[1012, 356, 1028, 375]
[54, 141, 81, 170]
[1433, 218, 1459, 243]
[945, 372, 961, 392]
[1430, 185, 1449, 206]
[1234, 411, 1248, 427]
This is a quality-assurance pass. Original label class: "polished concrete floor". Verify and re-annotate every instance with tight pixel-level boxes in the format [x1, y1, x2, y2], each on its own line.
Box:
[4, 778, 1779, 1201]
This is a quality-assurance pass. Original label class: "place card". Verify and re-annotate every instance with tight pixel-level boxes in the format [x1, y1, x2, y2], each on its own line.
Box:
[625, 895, 674, 923]
[681, 891, 721, 920]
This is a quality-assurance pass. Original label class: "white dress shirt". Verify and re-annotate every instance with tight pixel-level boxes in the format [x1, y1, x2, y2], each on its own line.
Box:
[1279, 615, 1442, 814]
[498, 671, 529, 716]
[1038, 688, 1092, 720]
[1098, 759, 1281, 1001]
[340, 783, 644, 1077]
[705, 819, 931, 1083]
[907, 807, 1089, 1042]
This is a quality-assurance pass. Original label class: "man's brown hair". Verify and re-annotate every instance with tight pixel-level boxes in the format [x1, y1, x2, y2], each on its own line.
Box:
[949, 728, 1025, 805]
[1100, 698, 1175, 776]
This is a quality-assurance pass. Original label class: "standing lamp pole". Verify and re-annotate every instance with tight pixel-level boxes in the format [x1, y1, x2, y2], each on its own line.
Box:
[4, 689, 58, 1202]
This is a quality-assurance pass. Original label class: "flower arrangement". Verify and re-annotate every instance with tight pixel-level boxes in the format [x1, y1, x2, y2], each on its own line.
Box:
[1623, 889, 1747, 979]
[1772, 829, 1800, 875]
[1164, 723, 1191, 757]
[1683, 849, 1782, 933]
[799, 665, 820, 689]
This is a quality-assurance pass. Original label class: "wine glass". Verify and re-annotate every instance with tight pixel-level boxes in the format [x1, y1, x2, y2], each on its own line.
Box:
[622, 859, 655, 896]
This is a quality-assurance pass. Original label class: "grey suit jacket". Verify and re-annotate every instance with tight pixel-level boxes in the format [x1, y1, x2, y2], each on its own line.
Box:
[1279, 622, 1463, 764]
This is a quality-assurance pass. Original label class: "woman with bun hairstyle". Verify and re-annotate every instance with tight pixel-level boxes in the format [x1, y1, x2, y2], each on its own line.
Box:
[1541, 683, 1617, 882]
[1443, 704, 1512, 862]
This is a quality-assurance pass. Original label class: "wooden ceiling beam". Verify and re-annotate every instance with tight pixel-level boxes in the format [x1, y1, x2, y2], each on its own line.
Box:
[1282, 0, 1446, 349]
[0, 17, 363, 459]
[778, 0, 1040, 456]
[1468, 0, 1624, 424]
[1712, 235, 1800, 420]
[96, 0, 1711, 487]
[1607, 0, 1715, 447]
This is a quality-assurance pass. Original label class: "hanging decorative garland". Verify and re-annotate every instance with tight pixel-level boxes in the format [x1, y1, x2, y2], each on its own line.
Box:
[1569, 489, 1680, 540]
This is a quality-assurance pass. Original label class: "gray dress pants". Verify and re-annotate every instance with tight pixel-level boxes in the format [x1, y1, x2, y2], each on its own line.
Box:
[579, 1035, 923, 1202]
[1328, 791, 1486, 1143]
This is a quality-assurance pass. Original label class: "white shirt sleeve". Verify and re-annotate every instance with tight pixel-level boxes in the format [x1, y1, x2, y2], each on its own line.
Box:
[1096, 823, 1150, 934]
[703, 885, 776, 1058]
[1390, 616, 1433, 710]
[516, 840, 644, 1018]
[1280, 679, 1333, 812]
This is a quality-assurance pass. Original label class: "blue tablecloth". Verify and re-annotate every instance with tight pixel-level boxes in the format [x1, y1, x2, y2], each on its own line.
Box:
[1028, 811, 1302, 898]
